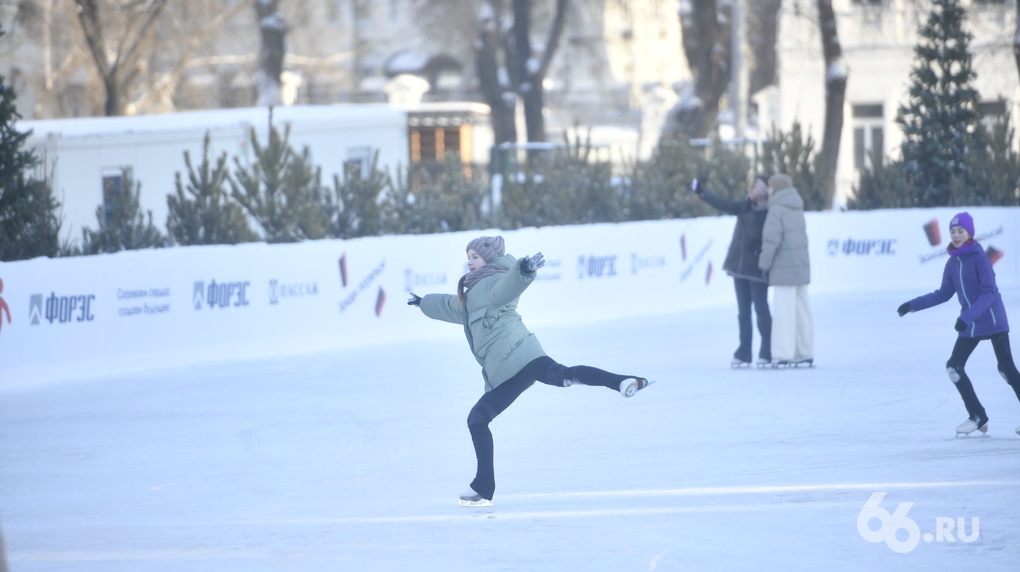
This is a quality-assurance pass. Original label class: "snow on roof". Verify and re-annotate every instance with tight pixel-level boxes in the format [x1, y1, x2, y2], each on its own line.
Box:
[16, 105, 406, 139]
[385, 50, 431, 75]
[412, 101, 490, 115]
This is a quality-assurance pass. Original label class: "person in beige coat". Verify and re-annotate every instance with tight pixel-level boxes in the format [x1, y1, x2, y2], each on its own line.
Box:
[758, 174, 814, 367]
[408, 236, 652, 505]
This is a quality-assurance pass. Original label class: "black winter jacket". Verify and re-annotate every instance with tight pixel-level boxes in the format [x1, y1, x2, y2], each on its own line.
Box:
[697, 187, 768, 282]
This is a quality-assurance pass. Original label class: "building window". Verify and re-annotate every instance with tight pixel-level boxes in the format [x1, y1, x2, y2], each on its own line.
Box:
[101, 166, 132, 224]
[346, 146, 373, 179]
[852, 104, 884, 171]
[409, 125, 470, 163]
[978, 99, 1007, 132]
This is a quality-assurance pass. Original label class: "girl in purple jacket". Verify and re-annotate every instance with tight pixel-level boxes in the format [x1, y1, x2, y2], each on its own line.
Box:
[898, 212, 1020, 438]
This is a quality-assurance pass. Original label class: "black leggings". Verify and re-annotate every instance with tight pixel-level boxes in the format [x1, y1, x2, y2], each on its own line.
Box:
[465, 356, 632, 500]
[945, 332, 1020, 420]
[733, 277, 771, 362]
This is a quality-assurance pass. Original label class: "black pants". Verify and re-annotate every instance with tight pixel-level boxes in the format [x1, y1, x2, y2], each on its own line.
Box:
[946, 332, 1020, 421]
[466, 356, 630, 500]
[733, 277, 771, 362]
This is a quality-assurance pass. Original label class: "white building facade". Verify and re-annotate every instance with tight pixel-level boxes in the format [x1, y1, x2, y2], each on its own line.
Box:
[774, 0, 1018, 207]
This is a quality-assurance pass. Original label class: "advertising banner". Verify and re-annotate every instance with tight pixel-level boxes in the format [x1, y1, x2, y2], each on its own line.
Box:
[0, 207, 1015, 386]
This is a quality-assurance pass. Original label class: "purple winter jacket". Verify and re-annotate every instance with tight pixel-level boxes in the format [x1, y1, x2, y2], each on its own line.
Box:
[908, 241, 1009, 338]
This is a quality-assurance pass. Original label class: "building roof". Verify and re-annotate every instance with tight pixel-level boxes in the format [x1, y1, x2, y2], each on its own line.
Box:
[17, 105, 406, 138]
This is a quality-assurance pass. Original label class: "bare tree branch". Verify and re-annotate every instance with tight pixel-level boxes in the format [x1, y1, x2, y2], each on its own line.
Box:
[130, 0, 254, 113]
[534, 0, 568, 81]
[115, 0, 167, 75]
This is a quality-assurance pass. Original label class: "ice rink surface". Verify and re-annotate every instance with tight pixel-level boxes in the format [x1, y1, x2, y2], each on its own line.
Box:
[2, 287, 1019, 571]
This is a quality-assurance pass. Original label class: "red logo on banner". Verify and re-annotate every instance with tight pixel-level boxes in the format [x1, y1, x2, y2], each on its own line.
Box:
[986, 246, 1004, 265]
[0, 278, 11, 337]
[922, 218, 941, 246]
[375, 287, 386, 317]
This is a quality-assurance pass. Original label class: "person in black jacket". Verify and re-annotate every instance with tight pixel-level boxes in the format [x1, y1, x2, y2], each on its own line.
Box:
[690, 174, 772, 367]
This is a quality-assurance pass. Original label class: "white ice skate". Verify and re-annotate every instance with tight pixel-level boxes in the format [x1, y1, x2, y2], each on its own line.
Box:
[620, 377, 653, 398]
[756, 358, 771, 368]
[771, 358, 814, 369]
[458, 487, 493, 507]
[731, 358, 751, 369]
[955, 416, 989, 438]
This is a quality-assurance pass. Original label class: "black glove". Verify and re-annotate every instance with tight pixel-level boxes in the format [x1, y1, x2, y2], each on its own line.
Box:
[520, 252, 545, 274]
[407, 293, 421, 307]
[897, 302, 911, 317]
[955, 318, 967, 332]
[689, 178, 703, 195]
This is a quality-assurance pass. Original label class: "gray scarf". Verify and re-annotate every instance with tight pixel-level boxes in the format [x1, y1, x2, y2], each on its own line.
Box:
[462, 263, 507, 291]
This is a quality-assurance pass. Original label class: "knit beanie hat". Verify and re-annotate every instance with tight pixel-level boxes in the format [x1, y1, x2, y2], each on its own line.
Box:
[949, 212, 975, 237]
[466, 236, 505, 263]
[768, 173, 793, 191]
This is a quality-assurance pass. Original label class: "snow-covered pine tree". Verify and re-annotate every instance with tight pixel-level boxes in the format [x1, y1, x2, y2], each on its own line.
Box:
[328, 151, 391, 239]
[230, 123, 328, 243]
[967, 107, 1020, 206]
[0, 23, 64, 260]
[81, 172, 166, 254]
[895, 0, 982, 207]
[167, 132, 257, 246]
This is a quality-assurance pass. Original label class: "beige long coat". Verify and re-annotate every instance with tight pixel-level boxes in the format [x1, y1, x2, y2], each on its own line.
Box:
[758, 186, 811, 286]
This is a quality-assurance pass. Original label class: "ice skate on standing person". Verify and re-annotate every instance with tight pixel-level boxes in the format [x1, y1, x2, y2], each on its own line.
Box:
[758, 174, 814, 367]
[690, 174, 772, 368]
[408, 236, 654, 506]
[897, 212, 1020, 438]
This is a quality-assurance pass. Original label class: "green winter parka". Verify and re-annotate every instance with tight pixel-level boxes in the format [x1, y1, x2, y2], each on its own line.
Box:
[419, 254, 547, 392]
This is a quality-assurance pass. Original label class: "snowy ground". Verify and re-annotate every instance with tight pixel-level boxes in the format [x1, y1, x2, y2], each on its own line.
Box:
[1, 286, 1019, 571]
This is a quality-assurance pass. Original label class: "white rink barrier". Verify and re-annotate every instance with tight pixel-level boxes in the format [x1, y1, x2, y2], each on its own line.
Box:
[0, 207, 1017, 386]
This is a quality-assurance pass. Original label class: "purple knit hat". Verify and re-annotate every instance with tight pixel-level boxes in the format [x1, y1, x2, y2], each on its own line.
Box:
[466, 236, 505, 263]
[949, 212, 975, 238]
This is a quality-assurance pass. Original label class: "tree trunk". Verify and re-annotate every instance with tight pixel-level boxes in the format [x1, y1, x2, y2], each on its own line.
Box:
[816, 0, 846, 210]
[677, 0, 730, 138]
[476, 1, 517, 145]
[74, 0, 167, 116]
[508, 0, 533, 143]
[1014, 1, 1020, 83]
[103, 75, 122, 116]
[747, 0, 781, 97]
[514, 0, 567, 144]
[256, 0, 286, 107]
[475, 0, 567, 146]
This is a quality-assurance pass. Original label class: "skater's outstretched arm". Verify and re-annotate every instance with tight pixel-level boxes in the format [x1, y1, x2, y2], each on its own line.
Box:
[691, 178, 745, 215]
[907, 263, 956, 313]
[418, 293, 467, 324]
[484, 255, 539, 306]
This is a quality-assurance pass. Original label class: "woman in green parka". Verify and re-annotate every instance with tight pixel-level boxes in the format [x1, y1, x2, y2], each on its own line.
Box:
[408, 236, 652, 506]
